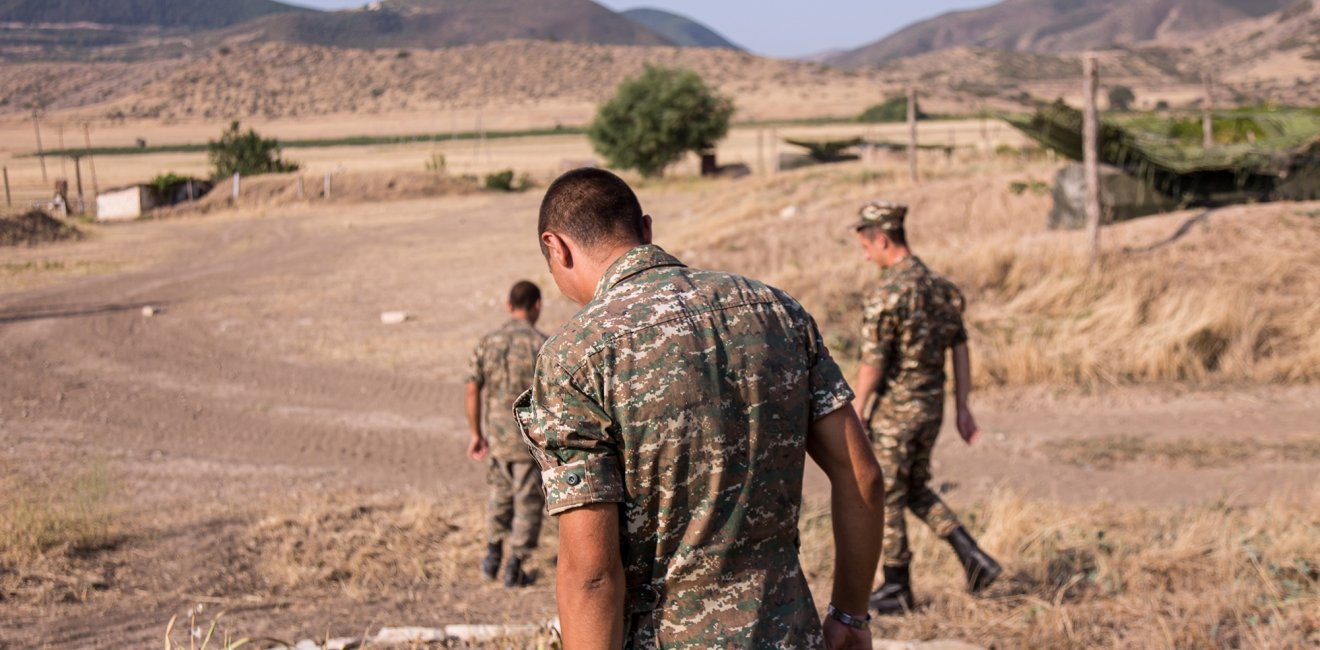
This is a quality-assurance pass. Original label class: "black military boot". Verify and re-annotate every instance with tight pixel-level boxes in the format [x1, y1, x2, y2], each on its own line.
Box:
[480, 542, 502, 581]
[503, 555, 535, 588]
[869, 565, 915, 615]
[946, 526, 1002, 594]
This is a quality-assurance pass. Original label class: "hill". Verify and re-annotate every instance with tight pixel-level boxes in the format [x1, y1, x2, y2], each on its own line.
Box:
[0, 0, 305, 30]
[829, 0, 1297, 67]
[622, 8, 742, 50]
[230, 0, 674, 50]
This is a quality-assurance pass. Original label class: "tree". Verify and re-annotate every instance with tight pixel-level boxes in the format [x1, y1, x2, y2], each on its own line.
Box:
[1108, 85, 1136, 112]
[207, 121, 300, 179]
[588, 66, 734, 178]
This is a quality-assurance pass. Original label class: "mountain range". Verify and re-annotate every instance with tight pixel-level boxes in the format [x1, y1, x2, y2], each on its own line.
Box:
[827, 0, 1300, 67]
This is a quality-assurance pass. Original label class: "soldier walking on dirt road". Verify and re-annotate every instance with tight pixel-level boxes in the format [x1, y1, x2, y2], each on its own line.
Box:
[465, 281, 548, 588]
[517, 168, 886, 649]
[850, 201, 1003, 615]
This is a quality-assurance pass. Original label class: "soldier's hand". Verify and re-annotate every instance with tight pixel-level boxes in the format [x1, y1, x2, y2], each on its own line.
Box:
[467, 434, 489, 461]
[823, 617, 872, 649]
[956, 408, 981, 445]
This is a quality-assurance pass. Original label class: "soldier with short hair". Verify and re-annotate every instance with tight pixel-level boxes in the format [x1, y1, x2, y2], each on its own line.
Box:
[466, 280, 548, 588]
[851, 201, 1002, 615]
[518, 168, 886, 649]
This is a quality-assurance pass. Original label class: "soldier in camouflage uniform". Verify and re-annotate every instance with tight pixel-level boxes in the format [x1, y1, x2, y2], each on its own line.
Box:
[517, 168, 885, 649]
[465, 280, 548, 588]
[850, 201, 1002, 615]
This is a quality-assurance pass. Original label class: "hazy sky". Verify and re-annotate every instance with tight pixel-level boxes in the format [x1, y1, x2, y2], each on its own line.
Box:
[281, 0, 997, 58]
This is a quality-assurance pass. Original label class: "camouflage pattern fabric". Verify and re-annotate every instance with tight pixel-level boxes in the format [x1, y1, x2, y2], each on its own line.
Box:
[516, 245, 854, 649]
[486, 458, 545, 559]
[467, 318, 547, 462]
[861, 255, 967, 566]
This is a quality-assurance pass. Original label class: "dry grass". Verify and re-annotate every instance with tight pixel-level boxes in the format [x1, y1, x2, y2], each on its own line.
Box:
[0, 461, 117, 561]
[665, 159, 1320, 387]
[799, 488, 1320, 648]
[1044, 434, 1320, 469]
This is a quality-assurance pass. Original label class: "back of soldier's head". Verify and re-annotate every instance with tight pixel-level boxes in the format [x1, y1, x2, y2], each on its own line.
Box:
[508, 280, 541, 311]
[539, 168, 645, 252]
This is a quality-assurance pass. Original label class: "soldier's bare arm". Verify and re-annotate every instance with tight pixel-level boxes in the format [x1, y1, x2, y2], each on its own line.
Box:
[952, 343, 982, 445]
[464, 381, 488, 460]
[556, 502, 626, 650]
[807, 405, 885, 643]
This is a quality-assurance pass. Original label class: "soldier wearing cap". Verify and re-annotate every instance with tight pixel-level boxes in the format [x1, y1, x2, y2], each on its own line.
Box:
[465, 280, 549, 587]
[518, 168, 886, 649]
[851, 200, 1002, 615]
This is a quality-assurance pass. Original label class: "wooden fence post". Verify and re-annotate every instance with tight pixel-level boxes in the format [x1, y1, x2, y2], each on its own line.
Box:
[907, 86, 919, 184]
[1083, 55, 1102, 270]
[3, 167, 10, 208]
[83, 123, 99, 197]
[232, 173, 241, 200]
[297, 176, 305, 199]
[1202, 73, 1214, 149]
[33, 113, 48, 183]
[324, 172, 332, 199]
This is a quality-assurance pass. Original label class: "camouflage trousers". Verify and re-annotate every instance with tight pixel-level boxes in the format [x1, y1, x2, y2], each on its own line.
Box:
[874, 417, 961, 567]
[486, 458, 545, 559]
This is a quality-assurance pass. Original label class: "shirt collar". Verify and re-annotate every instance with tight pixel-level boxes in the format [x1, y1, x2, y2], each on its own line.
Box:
[884, 254, 921, 277]
[593, 244, 687, 302]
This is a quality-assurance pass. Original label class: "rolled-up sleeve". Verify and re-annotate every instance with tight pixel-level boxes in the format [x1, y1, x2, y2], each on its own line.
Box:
[805, 314, 856, 421]
[516, 359, 624, 515]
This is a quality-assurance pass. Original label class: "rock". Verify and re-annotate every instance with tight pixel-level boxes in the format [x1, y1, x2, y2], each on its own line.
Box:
[445, 624, 545, 641]
[142, 306, 157, 317]
[780, 205, 799, 219]
[373, 627, 446, 643]
[379, 311, 408, 325]
[875, 641, 986, 650]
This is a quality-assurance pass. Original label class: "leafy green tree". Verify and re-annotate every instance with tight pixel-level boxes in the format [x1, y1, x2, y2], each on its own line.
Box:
[1108, 85, 1136, 111]
[588, 66, 734, 178]
[207, 121, 300, 179]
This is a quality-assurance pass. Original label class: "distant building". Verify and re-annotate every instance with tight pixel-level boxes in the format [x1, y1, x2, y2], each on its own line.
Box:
[96, 185, 158, 221]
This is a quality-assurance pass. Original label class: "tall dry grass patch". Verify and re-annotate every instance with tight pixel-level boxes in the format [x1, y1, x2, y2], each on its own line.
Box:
[664, 161, 1320, 387]
[799, 489, 1320, 648]
[0, 460, 117, 561]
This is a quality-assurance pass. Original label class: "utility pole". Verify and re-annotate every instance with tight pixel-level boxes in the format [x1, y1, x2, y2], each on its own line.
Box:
[1202, 72, 1214, 149]
[33, 111, 48, 183]
[907, 86, 918, 184]
[1083, 55, 1102, 270]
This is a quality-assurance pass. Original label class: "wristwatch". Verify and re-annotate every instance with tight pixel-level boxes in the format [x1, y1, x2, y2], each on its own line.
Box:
[827, 603, 871, 629]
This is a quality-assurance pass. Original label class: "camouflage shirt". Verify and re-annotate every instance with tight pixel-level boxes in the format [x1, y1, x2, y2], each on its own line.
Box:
[516, 245, 853, 649]
[467, 318, 547, 462]
[860, 255, 968, 433]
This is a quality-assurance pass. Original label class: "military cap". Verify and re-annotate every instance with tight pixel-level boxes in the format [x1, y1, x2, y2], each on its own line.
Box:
[853, 200, 907, 232]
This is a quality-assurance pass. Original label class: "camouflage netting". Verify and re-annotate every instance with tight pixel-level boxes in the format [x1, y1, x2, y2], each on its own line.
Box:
[0, 210, 81, 247]
[1007, 102, 1320, 207]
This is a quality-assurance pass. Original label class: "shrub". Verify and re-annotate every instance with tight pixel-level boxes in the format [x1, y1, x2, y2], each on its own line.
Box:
[588, 66, 734, 178]
[425, 153, 446, 174]
[1108, 85, 1136, 111]
[484, 170, 515, 192]
[206, 121, 300, 180]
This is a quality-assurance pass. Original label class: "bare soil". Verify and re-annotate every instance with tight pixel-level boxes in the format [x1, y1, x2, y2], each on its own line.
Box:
[1, 180, 1316, 646]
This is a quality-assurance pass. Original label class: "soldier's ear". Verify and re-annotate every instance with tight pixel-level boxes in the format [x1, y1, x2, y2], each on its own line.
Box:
[640, 215, 654, 245]
[541, 231, 573, 269]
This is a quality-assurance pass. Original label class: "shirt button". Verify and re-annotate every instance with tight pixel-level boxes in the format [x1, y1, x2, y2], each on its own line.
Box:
[566, 474, 581, 486]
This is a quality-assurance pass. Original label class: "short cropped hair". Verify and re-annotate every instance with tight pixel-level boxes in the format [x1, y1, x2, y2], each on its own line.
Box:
[509, 280, 541, 311]
[538, 168, 645, 250]
[861, 225, 908, 248]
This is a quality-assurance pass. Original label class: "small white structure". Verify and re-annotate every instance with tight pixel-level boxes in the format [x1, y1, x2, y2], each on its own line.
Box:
[96, 185, 157, 222]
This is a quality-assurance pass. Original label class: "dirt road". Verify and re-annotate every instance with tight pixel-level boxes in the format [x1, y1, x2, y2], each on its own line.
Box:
[3, 191, 1317, 646]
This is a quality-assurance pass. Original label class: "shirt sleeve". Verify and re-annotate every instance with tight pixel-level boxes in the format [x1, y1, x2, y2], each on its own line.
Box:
[517, 356, 625, 516]
[466, 339, 485, 386]
[860, 290, 901, 371]
[805, 312, 856, 422]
